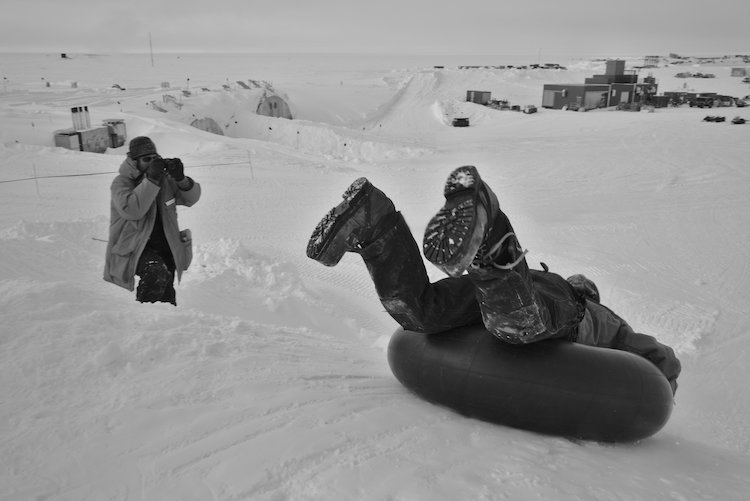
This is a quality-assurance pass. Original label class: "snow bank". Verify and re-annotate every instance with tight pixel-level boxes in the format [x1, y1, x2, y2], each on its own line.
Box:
[2, 52, 750, 500]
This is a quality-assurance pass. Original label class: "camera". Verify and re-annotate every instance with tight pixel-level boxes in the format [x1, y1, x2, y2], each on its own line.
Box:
[162, 158, 180, 170]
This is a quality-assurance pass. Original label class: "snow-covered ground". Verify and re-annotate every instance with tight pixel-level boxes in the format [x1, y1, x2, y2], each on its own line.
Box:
[2, 52, 750, 500]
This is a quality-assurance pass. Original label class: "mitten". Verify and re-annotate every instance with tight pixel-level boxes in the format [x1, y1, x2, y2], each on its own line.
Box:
[166, 158, 185, 181]
[146, 158, 166, 184]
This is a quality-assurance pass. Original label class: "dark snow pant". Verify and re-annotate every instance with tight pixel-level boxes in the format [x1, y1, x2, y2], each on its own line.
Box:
[359, 212, 584, 342]
[136, 247, 176, 306]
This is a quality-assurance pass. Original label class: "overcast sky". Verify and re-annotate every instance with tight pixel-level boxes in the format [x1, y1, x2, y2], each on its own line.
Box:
[2, 0, 748, 56]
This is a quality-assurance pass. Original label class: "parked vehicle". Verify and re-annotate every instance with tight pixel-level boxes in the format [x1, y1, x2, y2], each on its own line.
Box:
[452, 117, 470, 127]
[690, 96, 715, 108]
[717, 96, 735, 107]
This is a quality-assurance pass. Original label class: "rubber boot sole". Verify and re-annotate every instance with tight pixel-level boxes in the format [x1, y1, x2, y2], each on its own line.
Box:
[423, 166, 491, 277]
[306, 177, 371, 266]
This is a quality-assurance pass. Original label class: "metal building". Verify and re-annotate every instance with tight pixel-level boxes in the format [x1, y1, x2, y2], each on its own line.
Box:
[542, 60, 658, 111]
[466, 90, 492, 105]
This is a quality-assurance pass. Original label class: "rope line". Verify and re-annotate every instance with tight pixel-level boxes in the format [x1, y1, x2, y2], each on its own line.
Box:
[0, 160, 250, 185]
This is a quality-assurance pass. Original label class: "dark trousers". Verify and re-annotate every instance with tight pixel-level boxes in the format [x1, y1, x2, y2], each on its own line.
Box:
[360, 212, 584, 342]
[136, 246, 176, 306]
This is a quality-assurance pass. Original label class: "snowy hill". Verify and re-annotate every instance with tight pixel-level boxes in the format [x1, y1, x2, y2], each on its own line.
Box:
[1, 52, 750, 500]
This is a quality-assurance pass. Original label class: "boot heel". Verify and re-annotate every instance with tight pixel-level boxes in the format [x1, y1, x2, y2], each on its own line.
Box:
[444, 165, 479, 197]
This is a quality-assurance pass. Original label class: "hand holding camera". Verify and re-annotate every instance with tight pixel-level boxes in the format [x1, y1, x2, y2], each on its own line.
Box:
[164, 158, 185, 181]
[145, 157, 166, 183]
[143, 156, 185, 185]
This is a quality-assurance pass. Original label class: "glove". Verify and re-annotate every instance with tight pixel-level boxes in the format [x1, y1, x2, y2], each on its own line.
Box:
[146, 158, 166, 184]
[166, 158, 185, 181]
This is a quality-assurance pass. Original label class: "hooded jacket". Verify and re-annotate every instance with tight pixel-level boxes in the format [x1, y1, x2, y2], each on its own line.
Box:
[103, 157, 201, 291]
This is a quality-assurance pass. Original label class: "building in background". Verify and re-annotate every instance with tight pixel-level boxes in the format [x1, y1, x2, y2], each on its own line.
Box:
[542, 60, 658, 111]
[466, 90, 492, 105]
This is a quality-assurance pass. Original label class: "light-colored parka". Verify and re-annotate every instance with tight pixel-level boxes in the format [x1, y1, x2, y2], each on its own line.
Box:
[103, 157, 201, 291]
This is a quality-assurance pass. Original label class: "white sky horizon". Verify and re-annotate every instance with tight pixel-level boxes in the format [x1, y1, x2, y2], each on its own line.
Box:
[3, 0, 749, 57]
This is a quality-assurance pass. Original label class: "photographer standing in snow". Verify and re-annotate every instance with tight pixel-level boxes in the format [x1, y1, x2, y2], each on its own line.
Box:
[103, 136, 201, 305]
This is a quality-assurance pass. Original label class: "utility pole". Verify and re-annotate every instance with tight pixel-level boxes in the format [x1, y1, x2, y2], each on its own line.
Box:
[149, 32, 154, 67]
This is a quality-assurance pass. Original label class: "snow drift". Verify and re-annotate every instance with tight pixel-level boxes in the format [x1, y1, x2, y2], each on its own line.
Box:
[2, 52, 750, 500]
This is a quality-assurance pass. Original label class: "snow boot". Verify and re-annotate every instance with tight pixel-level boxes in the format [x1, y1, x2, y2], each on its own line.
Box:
[464, 207, 550, 344]
[422, 165, 500, 277]
[468, 215, 585, 344]
[136, 253, 176, 306]
[307, 177, 397, 266]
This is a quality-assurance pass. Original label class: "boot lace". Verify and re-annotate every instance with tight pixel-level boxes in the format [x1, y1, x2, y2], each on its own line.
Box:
[473, 232, 529, 270]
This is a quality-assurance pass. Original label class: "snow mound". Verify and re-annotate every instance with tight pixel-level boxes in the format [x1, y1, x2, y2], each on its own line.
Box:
[182, 238, 364, 333]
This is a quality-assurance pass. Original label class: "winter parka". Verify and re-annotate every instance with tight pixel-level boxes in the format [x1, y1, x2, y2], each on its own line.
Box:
[103, 157, 201, 291]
